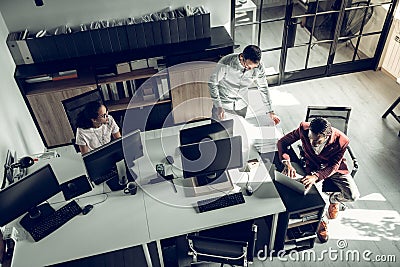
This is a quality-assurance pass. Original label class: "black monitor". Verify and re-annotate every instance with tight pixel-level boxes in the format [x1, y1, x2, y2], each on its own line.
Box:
[83, 129, 143, 190]
[0, 164, 60, 227]
[179, 119, 234, 146]
[180, 136, 243, 186]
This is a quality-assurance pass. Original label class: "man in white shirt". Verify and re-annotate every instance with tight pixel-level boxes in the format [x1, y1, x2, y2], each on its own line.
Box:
[209, 45, 280, 124]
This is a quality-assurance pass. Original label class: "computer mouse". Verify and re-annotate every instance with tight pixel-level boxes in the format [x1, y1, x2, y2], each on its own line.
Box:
[82, 204, 94, 215]
[166, 155, 174, 165]
[245, 185, 254, 196]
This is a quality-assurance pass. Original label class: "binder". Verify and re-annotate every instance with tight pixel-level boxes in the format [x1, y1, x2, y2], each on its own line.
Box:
[186, 16, 196, 41]
[17, 40, 34, 64]
[135, 23, 147, 48]
[35, 35, 61, 62]
[71, 30, 95, 56]
[116, 25, 129, 51]
[53, 34, 71, 59]
[152, 21, 163, 46]
[160, 20, 171, 44]
[65, 34, 79, 58]
[169, 18, 179, 43]
[143, 22, 155, 47]
[202, 13, 211, 38]
[177, 17, 187, 42]
[6, 32, 26, 65]
[89, 29, 104, 54]
[99, 28, 113, 54]
[108, 26, 122, 52]
[194, 15, 204, 39]
[26, 37, 44, 63]
[126, 24, 139, 49]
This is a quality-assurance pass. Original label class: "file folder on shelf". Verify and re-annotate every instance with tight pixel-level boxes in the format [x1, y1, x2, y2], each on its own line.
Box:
[169, 18, 179, 43]
[143, 22, 155, 47]
[185, 16, 196, 41]
[152, 21, 163, 46]
[134, 23, 147, 48]
[126, 24, 139, 50]
[160, 20, 172, 44]
[177, 17, 187, 42]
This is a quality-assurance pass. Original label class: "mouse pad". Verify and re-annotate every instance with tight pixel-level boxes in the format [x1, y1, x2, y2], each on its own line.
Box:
[60, 175, 93, 201]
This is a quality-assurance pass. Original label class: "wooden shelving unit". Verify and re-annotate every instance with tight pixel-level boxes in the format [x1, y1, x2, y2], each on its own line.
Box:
[14, 26, 234, 148]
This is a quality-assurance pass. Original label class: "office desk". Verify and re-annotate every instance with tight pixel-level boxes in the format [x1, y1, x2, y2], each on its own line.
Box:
[9, 148, 151, 267]
[9, 114, 284, 267]
[135, 115, 285, 266]
[11, 190, 150, 267]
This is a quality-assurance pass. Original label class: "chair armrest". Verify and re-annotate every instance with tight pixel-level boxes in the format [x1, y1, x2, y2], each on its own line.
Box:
[187, 234, 248, 260]
[346, 145, 358, 177]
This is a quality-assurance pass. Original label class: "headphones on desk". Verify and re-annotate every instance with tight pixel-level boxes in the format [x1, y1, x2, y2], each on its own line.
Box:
[10, 156, 35, 169]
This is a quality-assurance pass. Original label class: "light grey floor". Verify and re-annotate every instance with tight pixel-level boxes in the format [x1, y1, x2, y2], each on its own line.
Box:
[249, 70, 400, 266]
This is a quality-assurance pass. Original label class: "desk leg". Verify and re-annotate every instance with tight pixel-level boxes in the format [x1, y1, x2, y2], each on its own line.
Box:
[142, 244, 153, 267]
[269, 213, 278, 251]
[156, 240, 165, 267]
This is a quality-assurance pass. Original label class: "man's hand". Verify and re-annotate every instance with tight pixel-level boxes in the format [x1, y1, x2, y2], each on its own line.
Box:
[301, 175, 318, 190]
[269, 112, 281, 125]
[217, 107, 225, 120]
[282, 161, 297, 178]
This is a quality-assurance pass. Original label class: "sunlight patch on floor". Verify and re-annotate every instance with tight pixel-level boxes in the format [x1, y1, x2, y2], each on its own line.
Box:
[270, 90, 301, 106]
[329, 209, 400, 241]
[358, 193, 387, 201]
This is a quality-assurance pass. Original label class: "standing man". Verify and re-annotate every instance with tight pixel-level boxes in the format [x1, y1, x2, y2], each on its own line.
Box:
[209, 45, 280, 124]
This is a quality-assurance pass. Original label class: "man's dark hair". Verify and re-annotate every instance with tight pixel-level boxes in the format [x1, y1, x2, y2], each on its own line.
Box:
[310, 117, 332, 136]
[76, 101, 102, 129]
[242, 45, 262, 63]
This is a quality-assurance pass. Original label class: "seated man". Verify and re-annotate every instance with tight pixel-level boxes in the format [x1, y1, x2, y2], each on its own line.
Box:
[277, 117, 360, 243]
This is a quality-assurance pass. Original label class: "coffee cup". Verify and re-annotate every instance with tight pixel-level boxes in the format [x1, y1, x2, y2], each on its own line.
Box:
[123, 182, 137, 195]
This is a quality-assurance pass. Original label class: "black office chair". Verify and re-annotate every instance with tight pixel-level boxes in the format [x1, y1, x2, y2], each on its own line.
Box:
[302, 106, 358, 194]
[61, 89, 103, 152]
[187, 220, 257, 267]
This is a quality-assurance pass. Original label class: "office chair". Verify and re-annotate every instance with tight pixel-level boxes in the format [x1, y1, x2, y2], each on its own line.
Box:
[301, 106, 358, 197]
[187, 220, 257, 267]
[61, 89, 103, 152]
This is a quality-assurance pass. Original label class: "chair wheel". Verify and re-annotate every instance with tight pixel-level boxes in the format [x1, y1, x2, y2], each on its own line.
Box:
[339, 203, 347, 211]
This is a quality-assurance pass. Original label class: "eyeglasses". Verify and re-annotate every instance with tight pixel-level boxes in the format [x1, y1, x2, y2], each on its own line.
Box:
[98, 111, 108, 119]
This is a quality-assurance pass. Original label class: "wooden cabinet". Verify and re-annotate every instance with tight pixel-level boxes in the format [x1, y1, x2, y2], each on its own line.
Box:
[14, 27, 234, 148]
[26, 86, 96, 147]
[169, 62, 215, 124]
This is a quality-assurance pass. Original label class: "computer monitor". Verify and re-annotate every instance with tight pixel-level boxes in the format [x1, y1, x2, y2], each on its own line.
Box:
[179, 119, 234, 146]
[0, 164, 60, 227]
[180, 136, 243, 186]
[82, 129, 143, 190]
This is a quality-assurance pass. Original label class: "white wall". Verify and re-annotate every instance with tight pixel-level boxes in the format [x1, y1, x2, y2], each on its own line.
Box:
[0, 11, 44, 179]
[0, 0, 231, 33]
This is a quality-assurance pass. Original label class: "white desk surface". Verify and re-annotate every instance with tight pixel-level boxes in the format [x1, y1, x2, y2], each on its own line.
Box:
[141, 164, 285, 241]
[11, 190, 149, 267]
[135, 114, 285, 241]
[10, 114, 284, 266]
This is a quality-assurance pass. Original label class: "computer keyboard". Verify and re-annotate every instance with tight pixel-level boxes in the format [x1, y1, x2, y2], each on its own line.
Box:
[196, 192, 245, 213]
[22, 200, 82, 242]
[90, 166, 118, 185]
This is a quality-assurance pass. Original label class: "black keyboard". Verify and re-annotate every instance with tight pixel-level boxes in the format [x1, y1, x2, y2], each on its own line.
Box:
[23, 200, 82, 241]
[91, 166, 118, 185]
[196, 192, 245, 213]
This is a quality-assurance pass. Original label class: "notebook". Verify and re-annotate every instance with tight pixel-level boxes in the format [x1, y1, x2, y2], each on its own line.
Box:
[274, 171, 311, 195]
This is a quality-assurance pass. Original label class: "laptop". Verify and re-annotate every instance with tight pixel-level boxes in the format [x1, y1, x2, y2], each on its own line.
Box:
[274, 171, 311, 195]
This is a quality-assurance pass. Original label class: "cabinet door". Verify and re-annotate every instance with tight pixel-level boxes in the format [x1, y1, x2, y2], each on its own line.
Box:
[169, 62, 216, 124]
[27, 86, 96, 147]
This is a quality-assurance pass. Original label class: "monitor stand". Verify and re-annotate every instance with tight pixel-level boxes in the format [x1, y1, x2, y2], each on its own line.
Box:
[20, 203, 55, 230]
[106, 161, 137, 191]
[191, 171, 234, 196]
[195, 170, 228, 186]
